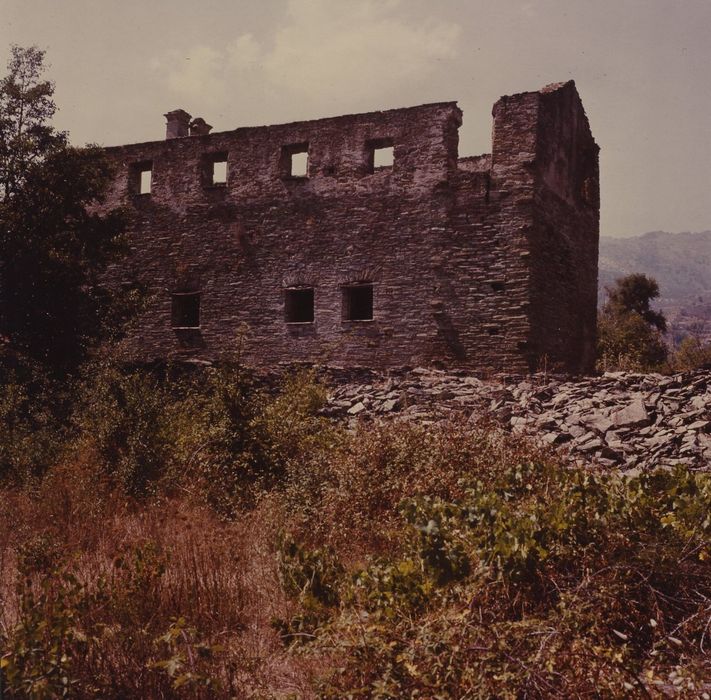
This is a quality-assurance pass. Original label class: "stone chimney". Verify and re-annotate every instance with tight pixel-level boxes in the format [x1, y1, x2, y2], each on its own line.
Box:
[164, 109, 192, 139]
[189, 117, 213, 136]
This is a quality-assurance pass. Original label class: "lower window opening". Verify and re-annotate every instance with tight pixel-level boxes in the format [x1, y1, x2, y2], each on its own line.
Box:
[172, 292, 200, 329]
[343, 284, 373, 321]
[285, 287, 314, 323]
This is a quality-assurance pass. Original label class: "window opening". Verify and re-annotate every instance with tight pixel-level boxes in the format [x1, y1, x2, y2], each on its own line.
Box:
[490, 281, 505, 292]
[203, 152, 228, 186]
[212, 159, 227, 185]
[285, 287, 314, 323]
[290, 151, 308, 177]
[130, 161, 153, 195]
[171, 292, 200, 329]
[343, 283, 373, 321]
[366, 138, 394, 173]
[373, 146, 394, 169]
[281, 143, 309, 178]
[140, 169, 152, 194]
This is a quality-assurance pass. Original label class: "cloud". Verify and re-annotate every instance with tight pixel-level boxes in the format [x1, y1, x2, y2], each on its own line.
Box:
[162, 45, 224, 100]
[227, 34, 261, 70]
[261, 0, 460, 101]
[155, 0, 460, 114]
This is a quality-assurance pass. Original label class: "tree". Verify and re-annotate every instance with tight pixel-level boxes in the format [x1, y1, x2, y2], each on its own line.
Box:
[603, 272, 667, 333]
[0, 45, 64, 200]
[0, 46, 129, 376]
[597, 273, 668, 371]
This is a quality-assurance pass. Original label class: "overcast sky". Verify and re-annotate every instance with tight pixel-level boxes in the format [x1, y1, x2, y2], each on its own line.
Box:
[3, 0, 710, 237]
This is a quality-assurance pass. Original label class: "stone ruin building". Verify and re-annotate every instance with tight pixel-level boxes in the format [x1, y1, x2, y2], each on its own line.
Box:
[99, 80, 599, 374]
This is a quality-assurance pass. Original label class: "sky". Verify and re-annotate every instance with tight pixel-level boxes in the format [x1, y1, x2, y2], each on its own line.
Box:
[2, 0, 710, 237]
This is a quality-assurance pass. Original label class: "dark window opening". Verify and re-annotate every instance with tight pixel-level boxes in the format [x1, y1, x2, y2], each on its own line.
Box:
[280, 143, 309, 178]
[130, 161, 153, 195]
[171, 292, 200, 329]
[365, 138, 394, 173]
[490, 280, 505, 292]
[343, 284, 373, 321]
[204, 153, 228, 186]
[285, 287, 314, 323]
[486, 326, 501, 336]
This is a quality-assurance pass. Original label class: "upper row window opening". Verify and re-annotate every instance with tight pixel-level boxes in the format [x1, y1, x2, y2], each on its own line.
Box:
[290, 151, 309, 177]
[373, 146, 394, 169]
[281, 143, 309, 178]
[212, 159, 227, 185]
[140, 169, 152, 194]
[130, 161, 153, 195]
[366, 138, 394, 174]
[204, 152, 228, 187]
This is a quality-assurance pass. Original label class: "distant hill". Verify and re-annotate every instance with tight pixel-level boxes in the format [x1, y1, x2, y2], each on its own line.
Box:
[598, 231, 711, 344]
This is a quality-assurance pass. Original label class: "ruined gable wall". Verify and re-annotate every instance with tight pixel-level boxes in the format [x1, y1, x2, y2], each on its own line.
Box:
[488, 81, 599, 374]
[528, 82, 600, 373]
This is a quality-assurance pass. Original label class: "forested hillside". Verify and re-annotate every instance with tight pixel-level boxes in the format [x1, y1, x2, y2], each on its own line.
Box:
[599, 231, 711, 343]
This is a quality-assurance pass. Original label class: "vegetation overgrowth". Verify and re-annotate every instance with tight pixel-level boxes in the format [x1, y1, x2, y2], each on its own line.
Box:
[1, 365, 710, 698]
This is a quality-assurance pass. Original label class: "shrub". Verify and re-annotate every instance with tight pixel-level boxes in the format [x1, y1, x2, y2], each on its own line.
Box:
[73, 361, 174, 494]
[670, 335, 711, 371]
[313, 459, 711, 698]
[597, 309, 668, 371]
[72, 362, 332, 510]
[273, 534, 344, 646]
[0, 356, 68, 485]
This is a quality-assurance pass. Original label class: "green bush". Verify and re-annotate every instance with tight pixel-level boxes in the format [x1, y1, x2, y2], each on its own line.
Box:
[73, 362, 174, 494]
[597, 309, 668, 372]
[311, 459, 711, 698]
[0, 357, 68, 485]
[273, 533, 344, 646]
[670, 335, 711, 371]
[72, 362, 332, 510]
[0, 569, 88, 698]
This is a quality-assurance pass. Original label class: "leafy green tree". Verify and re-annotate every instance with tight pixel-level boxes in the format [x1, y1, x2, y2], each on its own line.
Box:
[597, 273, 668, 371]
[0, 45, 129, 376]
[604, 272, 667, 332]
[0, 45, 64, 199]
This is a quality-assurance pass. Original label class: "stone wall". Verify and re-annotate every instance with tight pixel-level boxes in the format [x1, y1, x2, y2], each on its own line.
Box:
[98, 80, 598, 374]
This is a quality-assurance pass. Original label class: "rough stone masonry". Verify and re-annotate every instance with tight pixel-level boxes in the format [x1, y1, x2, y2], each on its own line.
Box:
[321, 367, 711, 471]
[98, 80, 599, 374]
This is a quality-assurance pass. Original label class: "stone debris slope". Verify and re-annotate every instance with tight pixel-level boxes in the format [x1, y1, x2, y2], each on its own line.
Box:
[322, 368, 711, 470]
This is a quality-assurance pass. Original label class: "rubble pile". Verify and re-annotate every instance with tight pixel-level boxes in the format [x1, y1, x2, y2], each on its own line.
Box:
[322, 368, 711, 470]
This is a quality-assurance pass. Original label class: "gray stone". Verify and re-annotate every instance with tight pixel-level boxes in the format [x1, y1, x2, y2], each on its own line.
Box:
[610, 397, 650, 429]
[578, 437, 604, 453]
[583, 412, 613, 434]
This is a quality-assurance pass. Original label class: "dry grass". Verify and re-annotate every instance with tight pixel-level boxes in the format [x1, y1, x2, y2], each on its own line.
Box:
[0, 455, 329, 698]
